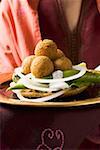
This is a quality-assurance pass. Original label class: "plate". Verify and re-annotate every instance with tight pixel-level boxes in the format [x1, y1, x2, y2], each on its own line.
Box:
[0, 74, 100, 107]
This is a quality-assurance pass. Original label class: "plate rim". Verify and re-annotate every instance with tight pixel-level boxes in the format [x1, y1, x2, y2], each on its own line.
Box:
[0, 93, 100, 107]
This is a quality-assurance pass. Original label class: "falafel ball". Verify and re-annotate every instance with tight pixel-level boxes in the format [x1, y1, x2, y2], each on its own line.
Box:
[31, 56, 54, 78]
[56, 49, 65, 59]
[54, 56, 72, 71]
[21, 55, 36, 74]
[35, 39, 57, 60]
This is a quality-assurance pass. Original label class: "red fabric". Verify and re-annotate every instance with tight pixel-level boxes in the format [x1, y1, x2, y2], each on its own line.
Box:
[0, 105, 100, 149]
[0, 0, 41, 75]
[38, 0, 100, 69]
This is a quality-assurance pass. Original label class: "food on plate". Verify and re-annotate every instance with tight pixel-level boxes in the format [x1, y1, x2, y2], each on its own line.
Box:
[8, 39, 100, 102]
[21, 55, 36, 74]
[31, 56, 54, 78]
[54, 56, 72, 70]
[56, 49, 65, 59]
[21, 89, 52, 98]
[35, 39, 57, 60]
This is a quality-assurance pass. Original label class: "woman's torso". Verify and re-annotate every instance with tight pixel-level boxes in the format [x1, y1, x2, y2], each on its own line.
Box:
[38, 0, 100, 68]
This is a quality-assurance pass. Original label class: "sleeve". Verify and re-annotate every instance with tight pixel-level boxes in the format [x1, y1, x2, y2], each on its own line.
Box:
[0, 0, 41, 75]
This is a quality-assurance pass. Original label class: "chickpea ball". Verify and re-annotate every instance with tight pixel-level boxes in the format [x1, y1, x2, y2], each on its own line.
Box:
[56, 49, 65, 59]
[54, 56, 72, 71]
[31, 56, 54, 78]
[35, 39, 57, 60]
[21, 55, 36, 74]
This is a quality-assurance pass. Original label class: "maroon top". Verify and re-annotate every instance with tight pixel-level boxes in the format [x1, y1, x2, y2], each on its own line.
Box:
[38, 0, 100, 68]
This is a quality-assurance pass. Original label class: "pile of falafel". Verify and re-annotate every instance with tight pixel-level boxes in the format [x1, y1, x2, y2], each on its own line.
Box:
[22, 39, 72, 78]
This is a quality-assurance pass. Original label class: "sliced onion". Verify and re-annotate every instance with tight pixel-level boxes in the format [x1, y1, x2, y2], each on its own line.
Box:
[30, 65, 87, 83]
[14, 69, 65, 92]
[13, 70, 67, 92]
[49, 81, 69, 90]
[95, 65, 100, 71]
[10, 82, 16, 87]
[21, 78, 59, 92]
[14, 67, 24, 78]
[13, 90, 65, 102]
